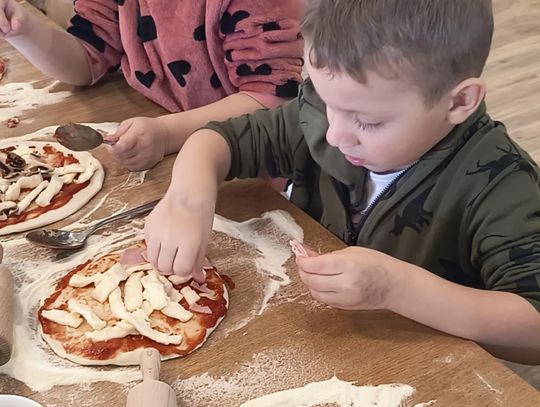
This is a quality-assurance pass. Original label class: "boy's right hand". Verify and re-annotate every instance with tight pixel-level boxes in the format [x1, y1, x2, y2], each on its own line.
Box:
[0, 0, 28, 37]
[144, 192, 215, 283]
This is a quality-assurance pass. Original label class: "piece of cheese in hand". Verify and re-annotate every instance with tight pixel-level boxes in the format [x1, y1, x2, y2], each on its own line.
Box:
[41, 309, 83, 328]
[141, 270, 168, 310]
[92, 263, 129, 303]
[67, 299, 107, 330]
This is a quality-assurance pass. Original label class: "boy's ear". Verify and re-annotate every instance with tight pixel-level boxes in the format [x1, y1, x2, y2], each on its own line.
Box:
[446, 78, 486, 125]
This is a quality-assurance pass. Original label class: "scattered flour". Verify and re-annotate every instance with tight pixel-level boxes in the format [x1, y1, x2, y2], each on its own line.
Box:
[0, 81, 71, 121]
[171, 349, 435, 407]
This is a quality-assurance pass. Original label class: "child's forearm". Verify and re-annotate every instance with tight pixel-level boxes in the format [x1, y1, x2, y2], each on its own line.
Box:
[7, 13, 91, 85]
[158, 92, 264, 155]
[388, 263, 540, 363]
[166, 129, 231, 205]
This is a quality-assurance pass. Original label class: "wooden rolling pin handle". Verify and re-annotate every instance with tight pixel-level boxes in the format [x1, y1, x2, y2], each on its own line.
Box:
[0, 259, 14, 366]
[141, 348, 161, 381]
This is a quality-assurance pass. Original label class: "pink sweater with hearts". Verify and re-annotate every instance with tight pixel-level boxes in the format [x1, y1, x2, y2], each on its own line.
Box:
[67, 0, 304, 112]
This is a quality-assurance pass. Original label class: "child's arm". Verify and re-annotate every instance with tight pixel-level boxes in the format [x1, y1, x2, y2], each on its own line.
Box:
[392, 262, 540, 363]
[296, 247, 540, 363]
[107, 92, 265, 171]
[144, 129, 231, 281]
[1, 0, 92, 85]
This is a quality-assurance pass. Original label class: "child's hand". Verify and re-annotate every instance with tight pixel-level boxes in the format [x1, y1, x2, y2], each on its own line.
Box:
[144, 192, 214, 283]
[106, 117, 168, 171]
[0, 0, 27, 37]
[295, 246, 401, 310]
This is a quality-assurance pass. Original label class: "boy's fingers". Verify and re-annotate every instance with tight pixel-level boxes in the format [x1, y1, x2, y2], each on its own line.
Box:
[298, 268, 340, 292]
[156, 245, 178, 276]
[308, 289, 338, 306]
[0, 13, 11, 33]
[296, 253, 343, 275]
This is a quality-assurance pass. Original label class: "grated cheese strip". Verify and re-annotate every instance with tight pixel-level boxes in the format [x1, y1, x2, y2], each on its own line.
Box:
[124, 271, 144, 312]
[35, 174, 63, 207]
[69, 273, 104, 288]
[180, 286, 201, 306]
[92, 263, 129, 303]
[108, 287, 130, 320]
[141, 270, 168, 310]
[124, 263, 154, 275]
[125, 309, 182, 345]
[4, 174, 43, 201]
[75, 160, 98, 184]
[85, 320, 137, 342]
[161, 301, 193, 323]
[16, 180, 49, 214]
[67, 299, 106, 330]
[41, 309, 83, 328]
[53, 164, 85, 176]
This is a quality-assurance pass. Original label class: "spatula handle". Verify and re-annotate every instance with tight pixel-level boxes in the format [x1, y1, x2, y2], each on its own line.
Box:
[141, 348, 161, 381]
[0, 261, 14, 366]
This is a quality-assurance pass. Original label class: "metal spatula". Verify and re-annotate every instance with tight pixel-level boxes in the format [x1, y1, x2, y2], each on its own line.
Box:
[126, 348, 178, 407]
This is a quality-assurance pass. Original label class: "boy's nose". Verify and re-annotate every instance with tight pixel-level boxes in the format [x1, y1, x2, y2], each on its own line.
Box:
[326, 121, 355, 148]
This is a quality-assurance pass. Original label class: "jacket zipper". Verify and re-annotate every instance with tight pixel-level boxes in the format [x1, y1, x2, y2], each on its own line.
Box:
[347, 163, 416, 244]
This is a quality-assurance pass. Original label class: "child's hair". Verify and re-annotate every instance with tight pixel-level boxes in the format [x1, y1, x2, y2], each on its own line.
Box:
[301, 0, 494, 104]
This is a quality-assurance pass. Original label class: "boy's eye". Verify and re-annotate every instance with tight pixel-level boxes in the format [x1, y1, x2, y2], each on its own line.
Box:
[354, 118, 382, 131]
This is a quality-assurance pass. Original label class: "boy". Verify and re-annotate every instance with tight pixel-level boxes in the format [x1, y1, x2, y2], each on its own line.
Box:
[144, 0, 540, 363]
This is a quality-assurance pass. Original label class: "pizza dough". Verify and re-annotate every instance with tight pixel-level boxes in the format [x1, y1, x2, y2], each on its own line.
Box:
[0, 140, 104, 235]
[38, 246, 229, 366]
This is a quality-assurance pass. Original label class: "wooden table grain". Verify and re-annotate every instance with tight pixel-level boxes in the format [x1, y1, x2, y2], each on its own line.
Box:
[0, 1, 539, 406]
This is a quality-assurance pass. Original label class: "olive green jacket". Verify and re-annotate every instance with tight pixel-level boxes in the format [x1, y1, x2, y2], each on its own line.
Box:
[205, 79, 540, 312]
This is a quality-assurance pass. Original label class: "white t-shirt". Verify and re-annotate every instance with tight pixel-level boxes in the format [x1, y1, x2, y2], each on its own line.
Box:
[350, 169, 406, 225]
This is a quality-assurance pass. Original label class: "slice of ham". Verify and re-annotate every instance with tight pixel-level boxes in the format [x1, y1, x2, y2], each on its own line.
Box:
[190, 280, 213, 294]
[289, 240, 308, 258]
[119, 247, 147, 268]
[189, 303, 212, 314]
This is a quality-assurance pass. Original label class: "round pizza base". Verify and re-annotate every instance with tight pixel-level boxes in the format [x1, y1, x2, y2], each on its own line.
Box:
[40, 288, 229, 366]
[0, 140, 104, 236]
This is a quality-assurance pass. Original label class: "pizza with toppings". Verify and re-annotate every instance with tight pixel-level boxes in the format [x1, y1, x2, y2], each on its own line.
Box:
[38, 245, 229, 365]
[0, 140, 104, 235]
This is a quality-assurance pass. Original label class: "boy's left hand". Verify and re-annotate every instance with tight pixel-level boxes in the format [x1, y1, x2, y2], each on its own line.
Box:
[295, 246, 402, 310]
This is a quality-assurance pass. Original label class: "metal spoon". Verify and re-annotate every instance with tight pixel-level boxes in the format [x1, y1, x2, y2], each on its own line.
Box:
[54, 123, 116, 151]
[25, 199, 159, 249]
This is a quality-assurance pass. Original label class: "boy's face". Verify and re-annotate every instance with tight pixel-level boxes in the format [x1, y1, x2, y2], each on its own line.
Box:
[307, 59, 455, 174]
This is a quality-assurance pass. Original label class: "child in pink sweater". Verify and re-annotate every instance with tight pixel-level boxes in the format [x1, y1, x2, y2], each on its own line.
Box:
[0, 0, 303, 170]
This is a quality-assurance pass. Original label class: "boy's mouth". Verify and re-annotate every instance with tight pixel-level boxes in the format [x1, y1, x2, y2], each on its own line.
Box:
[344, 154, 365, 166]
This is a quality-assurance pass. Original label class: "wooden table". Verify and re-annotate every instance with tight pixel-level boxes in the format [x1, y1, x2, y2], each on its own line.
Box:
[1, 2, 539, 406]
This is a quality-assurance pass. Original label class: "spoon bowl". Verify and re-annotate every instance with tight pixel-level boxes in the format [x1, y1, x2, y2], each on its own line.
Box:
[54, 123, 114, 151]
[25, 199, 159, 250]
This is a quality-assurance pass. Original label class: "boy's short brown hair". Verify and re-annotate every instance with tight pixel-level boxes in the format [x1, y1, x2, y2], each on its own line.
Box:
[302, 0, 494, 104]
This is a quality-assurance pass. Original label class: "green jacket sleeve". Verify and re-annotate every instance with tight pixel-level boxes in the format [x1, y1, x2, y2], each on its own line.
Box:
[467, 156, 540, 312]
[203, 97, 305, 180]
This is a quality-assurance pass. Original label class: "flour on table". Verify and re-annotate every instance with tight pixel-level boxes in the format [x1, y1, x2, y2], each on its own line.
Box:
[0, 81, 71, 122]
[172, 349, 436, 407]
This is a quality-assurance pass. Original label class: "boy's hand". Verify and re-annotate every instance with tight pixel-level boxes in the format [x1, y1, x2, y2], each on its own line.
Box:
[0, 0, 28, 37]
[295, 246, 401, 310]
[144, 192, 214, 283]
[106, 117, 169, 172]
